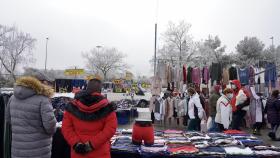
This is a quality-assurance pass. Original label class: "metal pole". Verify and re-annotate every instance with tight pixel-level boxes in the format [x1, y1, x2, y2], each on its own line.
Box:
[44, 37, 49, 71]
[154, 23, 157, 76]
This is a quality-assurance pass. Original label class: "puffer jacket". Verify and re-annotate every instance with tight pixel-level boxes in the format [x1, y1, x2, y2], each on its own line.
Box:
[265, 97, 280, 125]
[62, 91, 117, 158]
[5, 76, 57, 158]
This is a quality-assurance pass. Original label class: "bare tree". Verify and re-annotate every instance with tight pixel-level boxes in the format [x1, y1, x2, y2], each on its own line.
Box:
[197, 35, 226, 65]
[0, 25, 36, 81]
[82, 47, 127, 80]
[161, 20, 194, 64]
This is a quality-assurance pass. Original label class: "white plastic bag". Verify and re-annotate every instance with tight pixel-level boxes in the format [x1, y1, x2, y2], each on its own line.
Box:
[207, 117, 212, 131]
[201, 119, 207, 133]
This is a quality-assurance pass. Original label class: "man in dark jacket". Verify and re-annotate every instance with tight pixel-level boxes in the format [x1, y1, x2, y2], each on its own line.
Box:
[5, 76, 57, 158]
[208, 85, 221, 132]
[62, 78, 117, 158]
[265, 90, 280, 140]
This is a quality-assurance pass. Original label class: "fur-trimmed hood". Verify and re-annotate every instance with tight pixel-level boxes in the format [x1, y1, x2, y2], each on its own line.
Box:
[65, 91, 116, 121]
[14, 76, 54, 99]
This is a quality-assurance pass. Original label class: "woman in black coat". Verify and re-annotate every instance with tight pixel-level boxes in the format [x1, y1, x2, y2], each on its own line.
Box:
[265, 90, 280, 140]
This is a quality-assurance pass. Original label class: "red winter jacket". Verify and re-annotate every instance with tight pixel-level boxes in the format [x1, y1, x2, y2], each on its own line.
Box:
[62, 92, 117, 158]
[230, 80, 250, 112]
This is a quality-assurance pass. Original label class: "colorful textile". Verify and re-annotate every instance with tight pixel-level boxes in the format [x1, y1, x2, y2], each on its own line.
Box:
[168, 145, 199, 155]
[192, 67, 201, 84]
[202, 66, 210, 84]
[238, 68, 249, 85]
[265, 63, 277, 87]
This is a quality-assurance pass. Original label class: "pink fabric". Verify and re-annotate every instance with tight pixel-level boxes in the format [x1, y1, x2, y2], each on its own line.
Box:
[203, 66, 210, 84]
[192, 67, 201, 84]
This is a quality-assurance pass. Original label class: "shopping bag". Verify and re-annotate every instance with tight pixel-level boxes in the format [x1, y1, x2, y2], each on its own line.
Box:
[201, 119, 207, 133]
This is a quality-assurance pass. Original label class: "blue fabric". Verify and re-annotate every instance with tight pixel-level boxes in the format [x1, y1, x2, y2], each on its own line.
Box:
[116, 110, 131, 125]
[238, 68, 249, 85]
[265, 63, 277, 87]
[208, 117, 219, 132]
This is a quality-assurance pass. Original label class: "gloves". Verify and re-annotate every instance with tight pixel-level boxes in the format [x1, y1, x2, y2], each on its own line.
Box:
[74, 143, 86, 154]
[73, 142, 93, 154]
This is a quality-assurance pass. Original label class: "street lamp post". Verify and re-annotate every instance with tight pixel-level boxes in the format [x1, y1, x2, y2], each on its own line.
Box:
[44, 37, 49, 71]
[270, 36, 277, 64]
[96, 45, 102, 53]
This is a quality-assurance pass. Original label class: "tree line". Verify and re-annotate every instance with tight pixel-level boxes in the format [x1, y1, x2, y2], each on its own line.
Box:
[156, 20, 280, 69]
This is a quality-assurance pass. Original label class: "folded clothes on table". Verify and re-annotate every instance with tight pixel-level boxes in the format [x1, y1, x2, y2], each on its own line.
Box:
[238, 139, 264, 147]
[213, 138, 239, 146]
[164, 133, 184, 138]
[254, 146, 280, 151]
[192, 141, 209, 148]
[207, 133, 230, 139]
[198, 146, 226, 155]
[223, 130, 246, 135]
[112, 136, 140, 153]
[140, 145, 167, 153]
[224, 146, 254, 155]
[168, 145, 199, 155]
[184, 132, 205, 137]
[164, 129, 183, 134]
[254, 150, 280, 156]
[189, 135, 211, 141]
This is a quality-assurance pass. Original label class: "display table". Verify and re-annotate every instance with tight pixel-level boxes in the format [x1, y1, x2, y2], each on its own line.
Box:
[51, 128, 280, 158]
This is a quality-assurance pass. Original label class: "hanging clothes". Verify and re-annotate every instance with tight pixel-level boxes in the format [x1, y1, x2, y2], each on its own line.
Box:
[183, 65, 187, 84]
[265, 63, 277, 88]
[238, 67, 249, 85]
[249, 87, 263, 125]
[222, 68, 230, 85]
[202, 66, 210, 84]
[192, 67, 201, 85]
[187, 66, 193, 84]
[248, 66, 255, 86]
[151, 76, 162, 96]
[210, 63, 222, 85]
[229, 66, 238, 80]
[157, 62, 166, 80]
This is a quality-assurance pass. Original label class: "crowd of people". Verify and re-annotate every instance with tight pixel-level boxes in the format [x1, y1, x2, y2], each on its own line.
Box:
[181, 79, 280, 142]
[3, 72, 280, 158]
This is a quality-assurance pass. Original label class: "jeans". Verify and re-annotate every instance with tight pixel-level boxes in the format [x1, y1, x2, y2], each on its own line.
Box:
[208, 116, 219, 132]
[187, 118, 201, 131]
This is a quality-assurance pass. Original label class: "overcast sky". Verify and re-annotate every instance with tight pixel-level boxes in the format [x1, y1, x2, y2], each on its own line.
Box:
[0, 0, 279, 77]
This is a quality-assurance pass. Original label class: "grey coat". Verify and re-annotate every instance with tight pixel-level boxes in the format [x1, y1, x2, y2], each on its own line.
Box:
[5, 76, 57, 158]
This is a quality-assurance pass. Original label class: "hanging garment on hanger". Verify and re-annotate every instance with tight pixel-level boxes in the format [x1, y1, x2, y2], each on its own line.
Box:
[238, 67, 249, 85]
[249, 86, 263, 124]
[192, 67, 201, 85]
[210, 63, 222, 85]
[151, 76, 162, 96]
[183, 65, 187, 84]
[187, 66, 193, 84]
[202, 66, 210, 84]
[229, 66, 238, 80]
[157, 61, 167, 82]
[248, 66, 255, 86]
[222, 68, 230, 85]
[265, 63, 277, 88]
